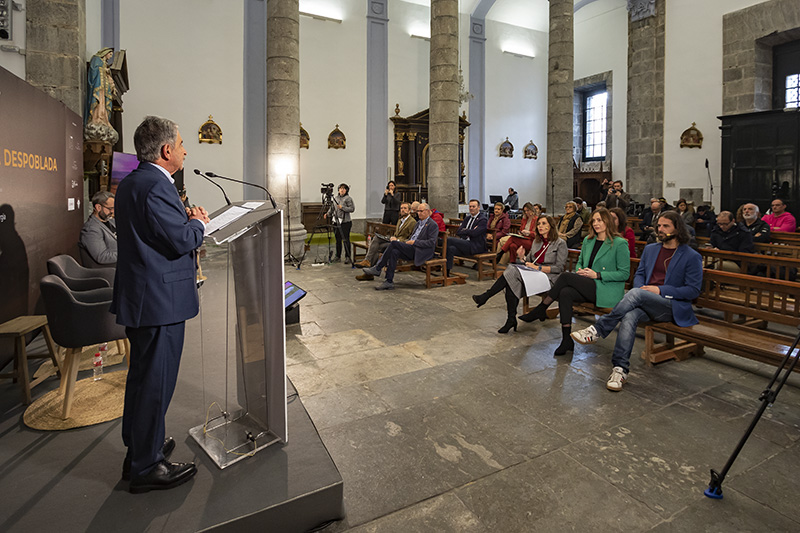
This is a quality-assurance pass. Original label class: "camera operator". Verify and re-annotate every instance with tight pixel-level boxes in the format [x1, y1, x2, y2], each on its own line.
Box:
[324, 183, 355, 263]
[604, 180, 631, 210]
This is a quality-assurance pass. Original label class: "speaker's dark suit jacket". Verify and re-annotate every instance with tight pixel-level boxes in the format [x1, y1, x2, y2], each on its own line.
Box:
[111, 162, 205, 327]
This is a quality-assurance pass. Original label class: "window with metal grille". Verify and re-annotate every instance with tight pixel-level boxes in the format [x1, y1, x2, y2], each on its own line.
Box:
[786, 74, 800, 108]
[583, 90, 607, 161]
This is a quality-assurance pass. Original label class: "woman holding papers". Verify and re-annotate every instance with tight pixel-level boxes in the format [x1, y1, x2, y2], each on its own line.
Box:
[497, 203, 538, 265]
[519, 208, 630, 355]
[472, 215, 567, 334]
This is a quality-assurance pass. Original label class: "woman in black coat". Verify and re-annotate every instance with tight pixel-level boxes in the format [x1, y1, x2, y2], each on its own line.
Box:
[381, 180, 401, 224]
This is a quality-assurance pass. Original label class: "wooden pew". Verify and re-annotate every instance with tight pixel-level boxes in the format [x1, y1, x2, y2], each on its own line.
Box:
[643, 269, 800, 369]
[771, 231, 800, 246]
[352, 221, 396, 262]
[697, 248, 799, 282]
[445, 224, 500, 281]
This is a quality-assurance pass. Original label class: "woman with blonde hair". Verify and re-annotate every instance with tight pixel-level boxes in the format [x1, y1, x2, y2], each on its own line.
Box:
[558, 201, 583, 248]
[520, 208, 630, 355]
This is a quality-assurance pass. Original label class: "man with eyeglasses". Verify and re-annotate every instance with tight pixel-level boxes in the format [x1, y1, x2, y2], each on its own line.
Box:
[79, 190, 118, 265]
[708, 210, 754, 272]
[362, 203, 439, 290]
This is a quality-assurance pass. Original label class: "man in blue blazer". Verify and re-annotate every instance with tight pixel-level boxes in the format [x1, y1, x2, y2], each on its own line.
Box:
[445, 199, 488, 276]
[571, 211, 703, 392]
[362, 203, 439, 290]
[111, 116, 210, 493]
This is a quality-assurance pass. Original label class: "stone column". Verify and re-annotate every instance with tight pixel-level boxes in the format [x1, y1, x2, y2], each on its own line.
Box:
[626, 0, 665, 201]
[26, 0, 86, 116]
[546, 0, 574, 214]
[267, 0, 306, 256]
[428, 0, 460, 216]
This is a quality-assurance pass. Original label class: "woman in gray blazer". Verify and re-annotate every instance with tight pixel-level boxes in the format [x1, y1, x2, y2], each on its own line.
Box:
[326, 183, 355, 263]
[472, 215, 568, 333]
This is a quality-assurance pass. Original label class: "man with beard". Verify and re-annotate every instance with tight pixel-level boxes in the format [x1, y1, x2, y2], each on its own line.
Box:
[570, 211, 702, 392]
[80, 190, 118, 265]
[740, 203, 770, 243]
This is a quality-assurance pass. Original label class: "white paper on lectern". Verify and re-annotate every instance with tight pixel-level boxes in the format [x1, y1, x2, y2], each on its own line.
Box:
[204, 206, 252, 235]
[241, 201, 265, 210]
[515, 265, 552, 296]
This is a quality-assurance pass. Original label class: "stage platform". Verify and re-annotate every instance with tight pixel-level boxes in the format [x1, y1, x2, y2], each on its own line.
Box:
[0, 373, 344, 533]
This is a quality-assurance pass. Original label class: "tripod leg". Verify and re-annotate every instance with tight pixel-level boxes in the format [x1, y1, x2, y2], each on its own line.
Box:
[704, 326, 800, 499]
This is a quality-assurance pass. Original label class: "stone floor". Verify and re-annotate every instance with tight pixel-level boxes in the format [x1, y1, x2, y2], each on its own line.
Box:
[287, 246, 800, 532]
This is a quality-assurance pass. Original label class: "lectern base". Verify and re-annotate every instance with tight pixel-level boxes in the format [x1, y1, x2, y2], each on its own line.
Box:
[189, 410, 282, 469]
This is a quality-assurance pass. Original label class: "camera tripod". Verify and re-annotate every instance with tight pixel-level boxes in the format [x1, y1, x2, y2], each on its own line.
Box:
[704, 325, 800, 499]
[305, 193, 337, 264]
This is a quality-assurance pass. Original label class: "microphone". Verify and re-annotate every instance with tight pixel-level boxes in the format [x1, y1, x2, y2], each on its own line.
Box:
[705, 158, 709, 169]
[193, 169, 231, 206]
[205, 171, 278, 210]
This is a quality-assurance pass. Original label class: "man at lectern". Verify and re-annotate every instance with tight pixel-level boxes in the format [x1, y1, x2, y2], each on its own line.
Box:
[111, 116, 210, 493]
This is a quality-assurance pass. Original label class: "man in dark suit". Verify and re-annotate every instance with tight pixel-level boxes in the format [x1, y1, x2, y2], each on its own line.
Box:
[571, 211, 703, 392]
[79, 190, 118, 265]
[111, 116, 210, 493]
[362, 202, 439, 290]
[445, 199, 488, 276]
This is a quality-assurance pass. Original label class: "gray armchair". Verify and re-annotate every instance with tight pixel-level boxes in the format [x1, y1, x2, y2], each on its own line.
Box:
[47, 254, 115, 291]
[39, 275, 128, 419]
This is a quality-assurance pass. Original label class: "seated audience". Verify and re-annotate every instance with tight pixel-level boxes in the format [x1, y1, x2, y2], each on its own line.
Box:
[571, 211, 702, 392]
[640, 197, 664, 240]
[574, 197, 591, 224]
[361, 203, 439, 290]
[80, 190, 117, 265]
[520, 208, 630, 356]
[409, 201, 421, 220]
[710, 210, 754, 253]
[472, 215, 567, 334]
[676, 198, 694, 227]
[497, 202, 536, 265]
[558, 201, 583, 248]
[504, 188, 519, 210]
[610, 207, 636, 257]
[486, 201, 511, 249]
[531, 203, 543, 218]
[763, 198, 796, 233]
[445, 199, 488, 276]
[740, 203, 770, 243]
[604, 180, 631, 210]
[356, 202, 416, 278]
[694, 205, 716, 237]
[429, 205, 446, 231]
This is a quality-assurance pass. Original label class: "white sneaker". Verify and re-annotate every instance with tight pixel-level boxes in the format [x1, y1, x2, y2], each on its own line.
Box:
[571, 325, 599, 345]
[606, 366, 628, 392]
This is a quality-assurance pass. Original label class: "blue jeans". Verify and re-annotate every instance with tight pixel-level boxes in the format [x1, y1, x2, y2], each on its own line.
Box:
[593, 288, 673, 372]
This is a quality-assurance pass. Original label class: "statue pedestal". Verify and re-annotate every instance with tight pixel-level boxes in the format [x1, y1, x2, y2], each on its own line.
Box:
[83, 140, 113, 192]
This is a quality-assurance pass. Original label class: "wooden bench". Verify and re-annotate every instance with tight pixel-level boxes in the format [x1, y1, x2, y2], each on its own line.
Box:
[697, 248, 799, 282]
[643, 269, 800, 368]
[444, 224, 500, 281]
[695, 236, 800, 259]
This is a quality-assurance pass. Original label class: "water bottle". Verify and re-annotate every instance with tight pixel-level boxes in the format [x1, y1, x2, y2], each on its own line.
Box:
[93, 347, 105, 381]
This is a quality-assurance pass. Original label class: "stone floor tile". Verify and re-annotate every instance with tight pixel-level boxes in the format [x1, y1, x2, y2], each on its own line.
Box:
[319, 400, 520, 526]
[298, 329, 385, 360]
[347, 492, 487, 533]
[564, 403, 784, 517]
[287, 345, 431, 397]
[301, 383, 392, 431]
[455, 451, 662, 532]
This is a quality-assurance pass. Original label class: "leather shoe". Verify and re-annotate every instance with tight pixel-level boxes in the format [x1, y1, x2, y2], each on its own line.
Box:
[355, 273, 374, 281]
[129, 460, 197, 494]
[362, 265, 382, 277]
[122, 437, 176, 481]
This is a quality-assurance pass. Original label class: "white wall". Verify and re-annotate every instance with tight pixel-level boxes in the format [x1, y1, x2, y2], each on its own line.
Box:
[0, 0, 27, 79]
[299, 0, 367, 216]
[574, 0, 627, 186]
[663, 0, 765, 208]
[118, 0, 245, 214]
[85, 0, 102, 58]
[482, 19, 548, 207]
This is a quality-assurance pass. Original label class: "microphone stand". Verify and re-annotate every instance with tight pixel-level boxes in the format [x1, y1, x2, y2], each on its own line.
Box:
[705, 159, 714, 209]
[193, 169, 231, 206]
[284, 173, 301, 269]
[205, 171, 278, 210]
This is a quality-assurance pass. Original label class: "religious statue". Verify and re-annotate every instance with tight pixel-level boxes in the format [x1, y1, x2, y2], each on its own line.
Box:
[84, 47, 119, 144]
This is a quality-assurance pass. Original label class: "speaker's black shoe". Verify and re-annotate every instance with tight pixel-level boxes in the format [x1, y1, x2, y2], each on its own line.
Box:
[129, 460, 197, 494]
[554, 336, 574, 356]
[122, 437, 176, 481]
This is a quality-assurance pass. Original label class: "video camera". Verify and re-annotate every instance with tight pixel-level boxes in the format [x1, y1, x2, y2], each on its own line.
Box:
[321, 183, 335, 196]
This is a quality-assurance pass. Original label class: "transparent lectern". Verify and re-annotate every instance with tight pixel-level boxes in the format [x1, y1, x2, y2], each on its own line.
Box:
[189, 201, 287, 469]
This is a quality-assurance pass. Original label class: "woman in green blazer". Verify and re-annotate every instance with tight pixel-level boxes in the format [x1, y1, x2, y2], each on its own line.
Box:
[520, 208, 630, 355]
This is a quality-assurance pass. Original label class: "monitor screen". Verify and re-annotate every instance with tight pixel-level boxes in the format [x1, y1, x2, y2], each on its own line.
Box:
[284, 281, 307, 308]
[489, 195, 503, 205]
